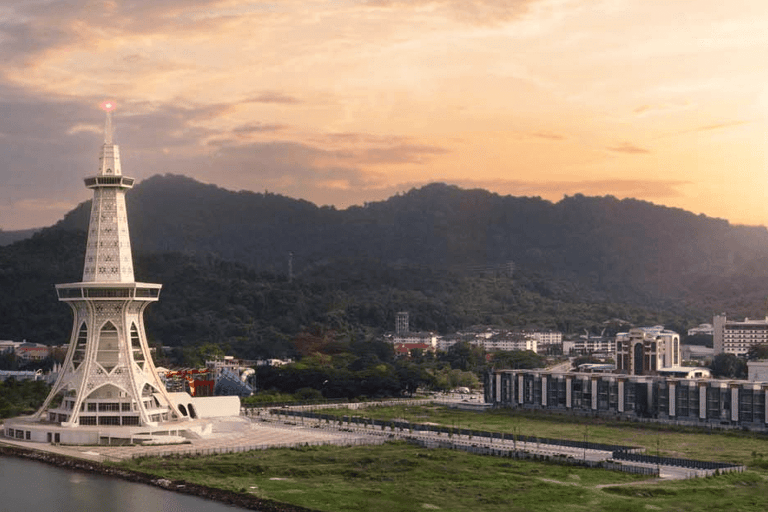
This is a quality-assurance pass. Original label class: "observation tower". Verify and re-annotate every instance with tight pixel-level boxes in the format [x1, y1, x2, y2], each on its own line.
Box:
[1, 104, 197, 445]
[32, 101, 183, 431]
[4, 104, 239, 444]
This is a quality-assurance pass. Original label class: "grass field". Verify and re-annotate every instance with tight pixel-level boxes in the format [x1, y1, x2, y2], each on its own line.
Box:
[309, 404, 768, 464]
[117, 405, 768, 512]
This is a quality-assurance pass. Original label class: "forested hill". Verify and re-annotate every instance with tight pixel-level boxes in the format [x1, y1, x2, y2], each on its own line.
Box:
[0, 228, 39, 246]
[5, 175, 768, 352]
[53, 174, 768, 308]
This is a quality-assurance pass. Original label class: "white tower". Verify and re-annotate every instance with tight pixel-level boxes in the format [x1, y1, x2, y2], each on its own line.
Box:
[33, 103, 183, 429]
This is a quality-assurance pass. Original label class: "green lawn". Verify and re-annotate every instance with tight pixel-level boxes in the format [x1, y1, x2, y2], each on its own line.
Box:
[116, 405, 768, 512]
[118, 441, 768, 512]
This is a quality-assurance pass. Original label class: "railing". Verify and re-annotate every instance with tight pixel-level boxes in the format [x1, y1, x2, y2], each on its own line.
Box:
[271, 409, 644, 454]
[611, 451, 745, 474]
[117, 436, 385, 460]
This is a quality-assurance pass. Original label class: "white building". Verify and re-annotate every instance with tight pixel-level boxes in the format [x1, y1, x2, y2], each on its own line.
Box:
[748, 360, 768, 382]
[532, 331, 562, 346]
[471, 332, 537, 353]
[395, 312, 409, 335]
[616, 326, 681, 375]
[0, 340, 20, 354]
[391, 332, 438, 349]
[657, 367, 711, 379]
[4, 106, 237, 445]
[687, 323, 714, 336]
[573, 335, 614, 355]
[714, 314, 768, 356]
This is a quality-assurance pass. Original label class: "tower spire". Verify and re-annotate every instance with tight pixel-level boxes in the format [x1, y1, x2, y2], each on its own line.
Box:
[101, 100, 116, 145]
[83, 102, 133, 282]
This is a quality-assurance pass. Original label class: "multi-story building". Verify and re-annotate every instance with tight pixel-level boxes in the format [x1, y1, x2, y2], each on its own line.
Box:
[573, 334, 614, 355]
[0, 340, 20, 354]
[395, 312, 409, 335]
[616, 326, 680, 375]
[713, 314, 768, 356]
[473, 332, 537, 353]
[15, 342, 50, 361]
[485, 369, 768, 431]
[532, 331, 562, 346]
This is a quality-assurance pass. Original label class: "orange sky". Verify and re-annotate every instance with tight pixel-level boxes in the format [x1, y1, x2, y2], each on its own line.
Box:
[1, 0, 767, 230]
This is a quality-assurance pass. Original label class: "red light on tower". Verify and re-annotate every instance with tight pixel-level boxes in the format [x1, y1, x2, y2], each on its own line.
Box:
[100, 100, 116, 143]
[100, 100, 116, 112]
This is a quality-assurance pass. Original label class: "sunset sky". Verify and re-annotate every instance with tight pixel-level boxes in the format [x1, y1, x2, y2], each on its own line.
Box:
[1, 0, 767, 230]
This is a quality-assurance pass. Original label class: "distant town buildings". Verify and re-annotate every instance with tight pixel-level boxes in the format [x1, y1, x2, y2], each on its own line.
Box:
[0, 369, 43, 382]
[713, 314, 768, 356]
[384, 315, 559, 356]
[0, 340, 65, 361]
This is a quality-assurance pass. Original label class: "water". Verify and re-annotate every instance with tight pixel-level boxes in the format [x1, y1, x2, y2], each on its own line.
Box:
[0, 456, 250, 512]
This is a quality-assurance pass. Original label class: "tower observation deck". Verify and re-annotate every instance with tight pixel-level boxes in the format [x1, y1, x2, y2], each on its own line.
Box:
[31, 105, 183, 430]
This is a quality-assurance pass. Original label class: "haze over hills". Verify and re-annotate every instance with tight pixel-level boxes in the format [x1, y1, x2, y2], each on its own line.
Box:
[4, 174, 768, 353]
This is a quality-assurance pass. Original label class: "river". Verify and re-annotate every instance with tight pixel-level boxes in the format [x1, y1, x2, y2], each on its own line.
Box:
[0, 455, 249, 512]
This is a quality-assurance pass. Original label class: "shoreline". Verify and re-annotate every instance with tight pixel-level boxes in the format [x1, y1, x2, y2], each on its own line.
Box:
[0, 444, 320, 512]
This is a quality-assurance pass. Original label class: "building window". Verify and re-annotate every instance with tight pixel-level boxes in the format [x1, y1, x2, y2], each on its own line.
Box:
[80, 416, 97, 426]
[98, 416, 120, 426]
[121, 416, 140, 426]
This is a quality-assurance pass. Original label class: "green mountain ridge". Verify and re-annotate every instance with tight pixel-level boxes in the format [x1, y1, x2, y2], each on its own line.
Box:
[54, 175, 768, 302]
[2, 175, 768, 355]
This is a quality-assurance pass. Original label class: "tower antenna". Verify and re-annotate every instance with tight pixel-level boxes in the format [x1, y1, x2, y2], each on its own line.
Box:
[100, 100, 117, 144]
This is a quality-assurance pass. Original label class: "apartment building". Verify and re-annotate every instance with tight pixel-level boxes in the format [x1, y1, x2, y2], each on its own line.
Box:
[713, 314, 768, 356]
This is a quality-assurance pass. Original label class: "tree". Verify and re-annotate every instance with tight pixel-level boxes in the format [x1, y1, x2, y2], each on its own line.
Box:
[442, 341, 486, 372]
[709, 353, 747, 379]
[747, 343, 768, 360]
[490, 350, 546, 370]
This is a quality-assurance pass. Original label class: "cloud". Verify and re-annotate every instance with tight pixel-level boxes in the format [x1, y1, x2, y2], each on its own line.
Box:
[358, 143, 449, 164]
[365, 0, 539, 24]
[245, 92, 303, 104]
[688, 120, 751, 133]
[202, 133, 448, 171]
[606, 142, 651, 154]
[161, 140, 381, 204]
[233, 123, 289, 134]
[654, 119, 752, 139]
[527, 131, 566, 141]
[0, 0, 232, 64]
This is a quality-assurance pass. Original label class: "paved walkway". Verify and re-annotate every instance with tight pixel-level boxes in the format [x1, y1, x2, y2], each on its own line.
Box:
[1, 416, 378, 463]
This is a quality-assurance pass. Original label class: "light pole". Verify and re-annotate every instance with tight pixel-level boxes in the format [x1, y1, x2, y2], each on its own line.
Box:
[657, 435, 661, 475]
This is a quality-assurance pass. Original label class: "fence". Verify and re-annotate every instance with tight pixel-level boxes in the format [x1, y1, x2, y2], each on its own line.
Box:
[407, 437, 659, 477]
[273, 409, 644, 454]
[242, 398, 434, 412]
[611, 451, 746, 474]
[118, 436, 386, 460]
